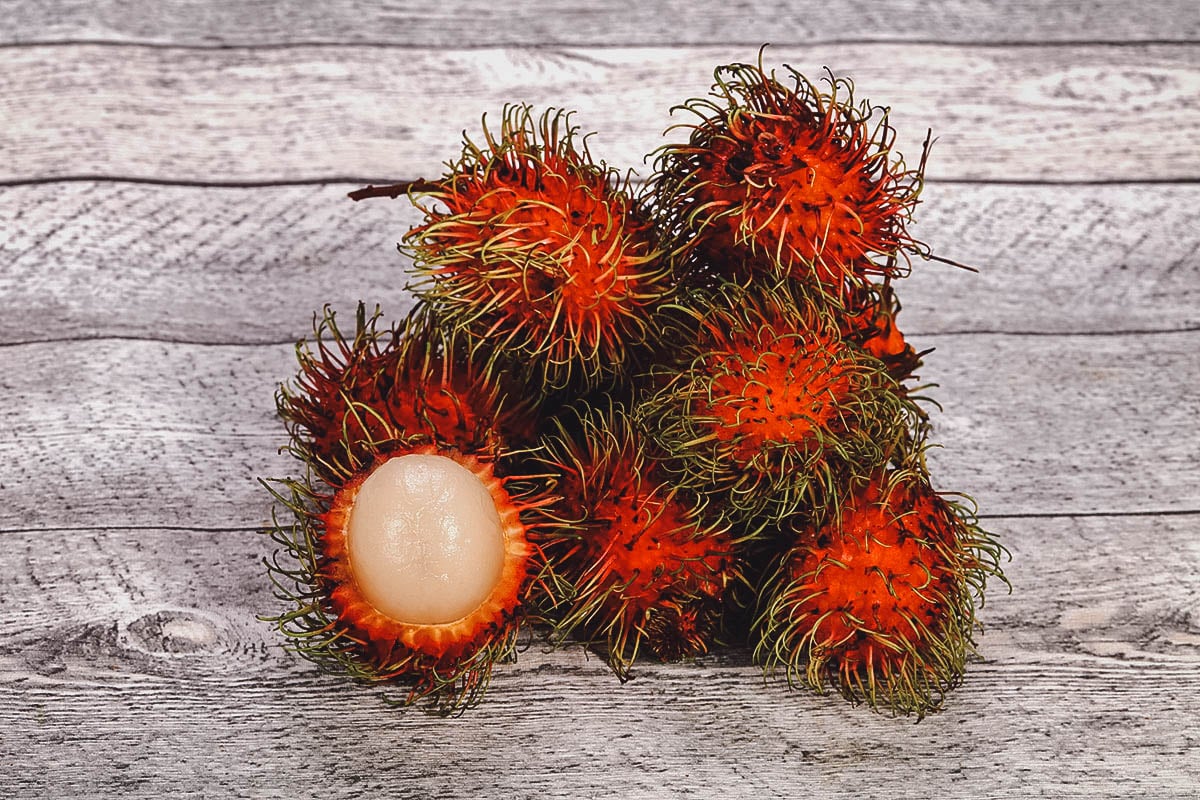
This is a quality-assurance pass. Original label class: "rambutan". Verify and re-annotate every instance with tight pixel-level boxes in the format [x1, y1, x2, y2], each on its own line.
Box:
[648, 55, 929, 294]
[355, 105, 673, 391]
[534, 403, 740, 679]
[752, 467, 1008, 717]
[639, 282, 920, 522]
[263, 306, 551, 712]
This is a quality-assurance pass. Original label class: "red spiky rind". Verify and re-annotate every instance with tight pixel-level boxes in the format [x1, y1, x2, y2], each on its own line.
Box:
[399, 104, 675, 391]
[751, 466, 1009, 718]
[638, 280, 923, 525]
[276, 302, 538, 485]
[647, 55, 930, 297]
[261, 441, 555, 715]
[533, 402, 742, 680]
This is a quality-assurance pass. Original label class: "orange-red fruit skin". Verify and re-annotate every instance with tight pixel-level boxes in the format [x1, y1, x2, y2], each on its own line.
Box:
[757, 471, 1004, 716]
[403, 106, 672, 389]
[840, 283, 923, 385]
[689, 117, 896, 285]
[557, 457, 730, 626]
[537, 407, 738, 677]
[700, 321, 857, 469]
[640, 284, 915, 522]
[265, 306, 554, 712]
[788, 484, 955, 669]
[279, 306, 532, 482]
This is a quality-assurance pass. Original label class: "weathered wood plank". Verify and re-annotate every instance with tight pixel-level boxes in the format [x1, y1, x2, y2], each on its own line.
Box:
[1, 514, 1197, 798]
[2, 182, 1197, 345]
[4, 0, 1198, 46]
[2, 44, 1198, 183]
[8, 661, 1196, 799]
[0, 332, 1196, 531]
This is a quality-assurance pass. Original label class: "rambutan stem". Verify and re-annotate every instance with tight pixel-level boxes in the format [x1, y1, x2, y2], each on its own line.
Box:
[348, 181, 442, 202]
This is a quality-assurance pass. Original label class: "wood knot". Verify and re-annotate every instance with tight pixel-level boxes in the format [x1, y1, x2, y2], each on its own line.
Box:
[125, 610, 220, 654]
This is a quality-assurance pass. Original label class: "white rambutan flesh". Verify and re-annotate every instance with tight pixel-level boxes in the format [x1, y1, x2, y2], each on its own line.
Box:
[346, 453, 506, 625]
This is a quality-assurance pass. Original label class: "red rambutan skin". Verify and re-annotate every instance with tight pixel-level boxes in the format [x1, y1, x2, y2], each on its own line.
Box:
[791, 480, 957, 665]
[264, 305, 556, 712]
[702, 320, 856, 467]
[756, 469, 1006, 716]
[557, 464, 728, 618]
[399, 106, 673, 390]
[537, 405, 738, 678]
[650, 59, 928, 294]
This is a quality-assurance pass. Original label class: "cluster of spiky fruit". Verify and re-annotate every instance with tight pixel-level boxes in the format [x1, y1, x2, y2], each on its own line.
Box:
[262, 54, 1007, 718]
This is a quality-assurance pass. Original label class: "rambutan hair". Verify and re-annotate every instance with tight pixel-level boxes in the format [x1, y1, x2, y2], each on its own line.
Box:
[752, 466, 1008, 717]
[534, 402, 741, 679]
[370, 105, 674, 391]
[638, 281, 921, 523]
[648, 54, 930, 294]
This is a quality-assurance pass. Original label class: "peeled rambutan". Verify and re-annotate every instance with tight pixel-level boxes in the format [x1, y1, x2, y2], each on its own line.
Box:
[277, 303, 536, 483]
[263, 306, 551, 712]
[639, 281, 919, 522]
[752, 467, 1008, 717]
[264, 443, 548, 713]
[356, 105, 673, 390]
[648, 56, 928, 294]
[534, 403, 740, 679]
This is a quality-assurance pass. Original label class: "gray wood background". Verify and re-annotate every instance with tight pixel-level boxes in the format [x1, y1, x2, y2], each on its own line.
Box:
[2, 2, 1198, 798]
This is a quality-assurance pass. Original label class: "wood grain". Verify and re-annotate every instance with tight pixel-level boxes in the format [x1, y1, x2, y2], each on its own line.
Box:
[3, 1, 1198, 795]
[2, 182, 1197, 346]
[4, 0, 1198, 46]
[2, 44, 1198, 184]
[1, 331, 1196, 532]
[1, 514, 1197, 798]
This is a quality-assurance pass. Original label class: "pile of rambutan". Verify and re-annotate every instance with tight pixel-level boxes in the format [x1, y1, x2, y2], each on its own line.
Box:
[262, 53, 1008, 718]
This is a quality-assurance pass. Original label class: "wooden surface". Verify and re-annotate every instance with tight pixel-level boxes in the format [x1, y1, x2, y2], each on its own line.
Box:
[2, 2, 1198, 798]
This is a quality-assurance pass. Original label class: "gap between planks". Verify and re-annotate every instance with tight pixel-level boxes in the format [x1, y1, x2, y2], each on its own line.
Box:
[3, 508, 1200, 537]
[6, 175, 1200, 189]
[6, 326, 1200, 350]
[2, 513, 1196, 800]
[1, 332, 1199, 528]
[3, 0, 1198, 46]
[10, 39, 1200, 50]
